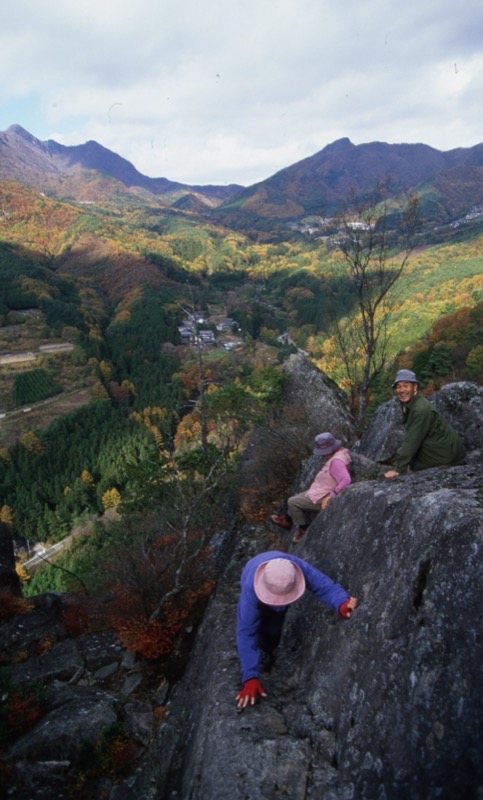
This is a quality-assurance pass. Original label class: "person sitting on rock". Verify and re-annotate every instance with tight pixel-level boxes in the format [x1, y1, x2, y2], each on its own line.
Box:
[384, 369, 466, 479]
[271, 432, 352, 543]
[235, 551, 358, 708]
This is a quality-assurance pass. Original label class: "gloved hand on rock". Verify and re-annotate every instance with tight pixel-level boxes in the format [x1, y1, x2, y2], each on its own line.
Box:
[235, 677, 267, 708]
[339, 596, 358, 619]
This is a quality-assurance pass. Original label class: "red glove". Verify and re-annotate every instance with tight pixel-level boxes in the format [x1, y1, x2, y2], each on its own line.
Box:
[236, 678, 267, 708]
[339, 599, 355, 618]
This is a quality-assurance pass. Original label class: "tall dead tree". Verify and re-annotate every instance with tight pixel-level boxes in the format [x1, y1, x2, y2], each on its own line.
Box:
[331, 183, 420, 429]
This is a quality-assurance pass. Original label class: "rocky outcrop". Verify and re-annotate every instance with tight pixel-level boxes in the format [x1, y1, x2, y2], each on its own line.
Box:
[281, 354, 356, 446]
[239, 354, 357, 516]
[430, 381, 483, 458]
[126, 462, 482, 800]
[356, 381, 483, 465]
[1, 370, 481, 799]
[354, 396, 405, 463]
[118, 378, 482, 800]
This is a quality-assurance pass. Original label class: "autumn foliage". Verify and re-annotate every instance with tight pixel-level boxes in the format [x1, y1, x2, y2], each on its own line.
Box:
[0, 593, 35, 622]
[0, 669, 46, 747]
[109, 580, 215, 660]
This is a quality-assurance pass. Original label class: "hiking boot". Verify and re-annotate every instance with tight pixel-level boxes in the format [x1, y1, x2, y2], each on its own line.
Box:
[270, 513, 292, 529]
[292, 527, 307, 544]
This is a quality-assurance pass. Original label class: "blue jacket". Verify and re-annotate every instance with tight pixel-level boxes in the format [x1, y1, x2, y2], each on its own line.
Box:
[236, 551, 349, 682]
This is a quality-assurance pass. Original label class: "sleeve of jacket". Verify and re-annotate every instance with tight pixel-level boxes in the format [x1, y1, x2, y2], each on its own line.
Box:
[396, 401, 433, 473]
[328, 458, 352, 497]
[292, 556, 349, 610]
[236, 588, 263, 682]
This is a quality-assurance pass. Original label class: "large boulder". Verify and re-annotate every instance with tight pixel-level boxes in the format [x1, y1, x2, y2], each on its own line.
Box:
[356, 381, 482, 465]
[430, 381, 483, 458]
[5, 683, 121, 762]
[281, 353, 356, 446]
[354, 397, 404, 463]
[0, 615, 155, 799]
[129, 463, 482, 800]
[239, 354, 356, 516]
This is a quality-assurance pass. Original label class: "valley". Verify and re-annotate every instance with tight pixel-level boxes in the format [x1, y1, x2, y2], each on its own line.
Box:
[0, 122, 481, 619]
[0, 126, 481, 800]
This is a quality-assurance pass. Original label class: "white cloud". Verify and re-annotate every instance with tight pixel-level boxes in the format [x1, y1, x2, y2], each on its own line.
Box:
[0, 0, 482, 185]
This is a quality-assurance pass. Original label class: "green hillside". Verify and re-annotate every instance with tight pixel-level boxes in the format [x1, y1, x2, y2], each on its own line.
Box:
[0, 173, 481, 709]
[0, 179, 481, 551]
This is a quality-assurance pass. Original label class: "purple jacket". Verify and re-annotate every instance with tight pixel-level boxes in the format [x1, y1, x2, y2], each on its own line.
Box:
[236, 551, 349, 682]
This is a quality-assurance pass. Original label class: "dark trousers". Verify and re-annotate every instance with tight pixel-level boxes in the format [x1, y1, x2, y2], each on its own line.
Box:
[258, 606, 287, 654]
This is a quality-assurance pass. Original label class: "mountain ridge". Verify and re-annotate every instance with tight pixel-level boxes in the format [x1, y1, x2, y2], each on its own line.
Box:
[216, 137, 483, 222]
[0, 124, 241, 207]
[2, 124, 483, 230]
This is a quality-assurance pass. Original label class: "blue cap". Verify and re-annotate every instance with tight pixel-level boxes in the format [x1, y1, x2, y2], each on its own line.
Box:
[392, 369, 419, 388]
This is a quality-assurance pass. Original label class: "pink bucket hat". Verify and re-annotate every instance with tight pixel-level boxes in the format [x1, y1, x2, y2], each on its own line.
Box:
[254, 558, 306, 606]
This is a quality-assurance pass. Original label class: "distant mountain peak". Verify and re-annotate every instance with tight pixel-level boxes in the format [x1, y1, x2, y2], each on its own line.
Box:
[0, 124, 242, 207]
[328, 137, 353, 147]
[1, 125, 482, 231]
[8, 123, 29, 134]
[7, 124, 39, 143]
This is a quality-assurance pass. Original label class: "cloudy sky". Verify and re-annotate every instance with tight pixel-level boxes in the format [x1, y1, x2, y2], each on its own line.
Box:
[0, 0, 482, 186]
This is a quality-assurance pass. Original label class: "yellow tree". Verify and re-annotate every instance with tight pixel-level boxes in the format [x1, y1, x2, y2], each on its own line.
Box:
[102, 488, 122, 511]
[20, 432, 44, 455]
[0, 504, 14, 529]
[92, 380, 109, 400]
[99, 360, 112, 382]
[0, 448, 12, 464]
[80, 470, 95, 489]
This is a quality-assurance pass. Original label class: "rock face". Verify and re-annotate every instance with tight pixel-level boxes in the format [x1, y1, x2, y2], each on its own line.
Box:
[133, 463, 483, 800]
[1, 370, 482, 800]
[0, 594, 163, 798]
[356, 381, 482, 466]
[281, 353, 356, 446]
[354, 397, 405, 463]
[239, 353, 357, 516]
[430, 381, 483, 457]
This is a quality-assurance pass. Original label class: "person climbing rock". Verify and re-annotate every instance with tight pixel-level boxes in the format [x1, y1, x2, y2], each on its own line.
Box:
[235, 550, 358, 708]
[271, 432, 352, 543]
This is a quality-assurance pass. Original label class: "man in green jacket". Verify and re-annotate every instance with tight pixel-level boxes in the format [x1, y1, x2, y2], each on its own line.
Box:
[385, 369, 466, 479]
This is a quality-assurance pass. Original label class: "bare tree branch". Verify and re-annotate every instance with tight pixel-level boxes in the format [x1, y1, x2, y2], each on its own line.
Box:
[330, 183, 420, 428]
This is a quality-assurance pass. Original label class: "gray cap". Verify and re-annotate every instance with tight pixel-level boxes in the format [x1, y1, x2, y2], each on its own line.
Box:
[392, 369, 419, 388]
[313, 432, 342, 455]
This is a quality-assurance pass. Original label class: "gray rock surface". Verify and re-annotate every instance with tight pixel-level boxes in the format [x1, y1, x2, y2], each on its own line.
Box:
[356, 381, 482, 466]
[281, 353, 356, 445]
[0, 615, 156, 798]
[354, 397, 405, 463]
[6, 683, 121, 761]
[131, 463, 482, 800]
[1, 361, 481, 799]
[430, 381, 483, 456]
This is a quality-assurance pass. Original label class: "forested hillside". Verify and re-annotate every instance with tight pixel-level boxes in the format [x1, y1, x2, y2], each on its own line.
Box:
[0, 178, 480, 597]
[0, 164, 481, 795]
[1, 181, 482, 543]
